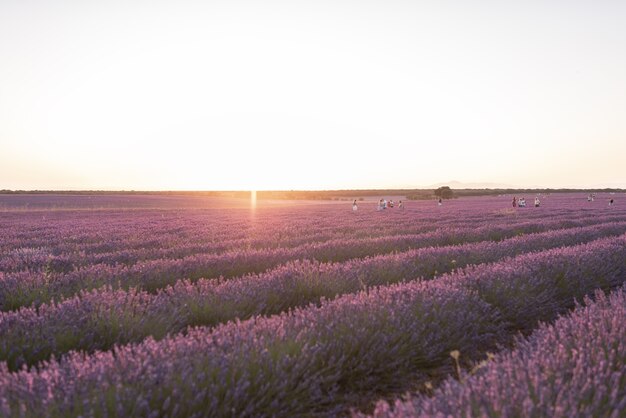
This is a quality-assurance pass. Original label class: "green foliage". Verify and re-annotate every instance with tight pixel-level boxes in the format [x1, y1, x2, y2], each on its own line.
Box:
[434, 186, 455, 199]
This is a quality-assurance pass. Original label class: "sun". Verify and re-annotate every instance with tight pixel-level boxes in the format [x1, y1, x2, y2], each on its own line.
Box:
[250, 190, 257, 209]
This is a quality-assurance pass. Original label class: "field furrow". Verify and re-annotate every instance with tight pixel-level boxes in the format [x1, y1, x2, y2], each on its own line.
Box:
[364, 286, 626, 418]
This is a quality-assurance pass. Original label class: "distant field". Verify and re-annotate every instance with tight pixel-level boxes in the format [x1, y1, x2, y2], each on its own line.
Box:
[2, 187, 624, 203]
[1, 193, 625, 417]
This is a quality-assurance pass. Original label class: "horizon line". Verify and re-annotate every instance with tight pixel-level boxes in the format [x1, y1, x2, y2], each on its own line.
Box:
[2, 187, 625, 194]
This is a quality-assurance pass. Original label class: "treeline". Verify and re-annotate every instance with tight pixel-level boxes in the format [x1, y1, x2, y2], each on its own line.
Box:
[0, 188, 623, 201]
[409, 188, 625, 200]
[448, 188, 625, 197]
[0, 189, 423, 200]
[0, 190, 251, 197]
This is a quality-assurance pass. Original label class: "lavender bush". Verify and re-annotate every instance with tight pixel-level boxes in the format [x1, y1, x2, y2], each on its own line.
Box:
[2, 213, 621, 312]
[0, 234, 625, 416]
[1, 221, 625, 370]
[0, 193, 624, 416]
[366, 287, 626, 418]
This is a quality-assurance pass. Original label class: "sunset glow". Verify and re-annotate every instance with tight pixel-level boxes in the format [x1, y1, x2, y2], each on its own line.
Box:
[1, 0, 625, 190]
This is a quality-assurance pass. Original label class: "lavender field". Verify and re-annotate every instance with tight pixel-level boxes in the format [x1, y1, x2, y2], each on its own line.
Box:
[1, 193, 625, 417]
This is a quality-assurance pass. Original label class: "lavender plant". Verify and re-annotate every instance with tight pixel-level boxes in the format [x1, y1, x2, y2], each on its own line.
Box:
[366, 287, 626, 418]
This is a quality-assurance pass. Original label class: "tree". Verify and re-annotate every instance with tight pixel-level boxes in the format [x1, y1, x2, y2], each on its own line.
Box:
[434, 186, 454, 199]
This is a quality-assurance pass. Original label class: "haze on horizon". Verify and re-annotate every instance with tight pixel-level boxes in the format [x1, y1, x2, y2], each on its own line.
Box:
[1, 0, 625, 191]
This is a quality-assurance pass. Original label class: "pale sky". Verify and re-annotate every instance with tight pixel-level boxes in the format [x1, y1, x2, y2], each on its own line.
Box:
[1, 0, 625, 190]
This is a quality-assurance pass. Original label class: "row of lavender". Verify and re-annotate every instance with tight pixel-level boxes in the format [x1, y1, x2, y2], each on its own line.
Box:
[366, 287, 626, 418]
[1, 234, 625, 417]
[2, 209, 515, 278]
[1, 204, 581, 273]
[3, 194, 616, 270]
[2, 213, 623, 312]
[2, 221, 626, 371]
[0, 201, 503, 255]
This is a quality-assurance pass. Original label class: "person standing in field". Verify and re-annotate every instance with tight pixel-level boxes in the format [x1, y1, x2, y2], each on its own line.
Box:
[352, 200, 358, 211]
[609, 198, 614, 206]
[438, 198, 442, 206]
[512, 196, 517, 207]
[534, 196, 540, 207]
[398, 200, 404, 209]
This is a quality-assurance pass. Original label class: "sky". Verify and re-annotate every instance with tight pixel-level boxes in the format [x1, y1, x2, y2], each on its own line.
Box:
[1, 0, 625, 191]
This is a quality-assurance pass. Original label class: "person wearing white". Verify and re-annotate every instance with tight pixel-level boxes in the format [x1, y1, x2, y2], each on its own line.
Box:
[352, 200, 358, 211]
